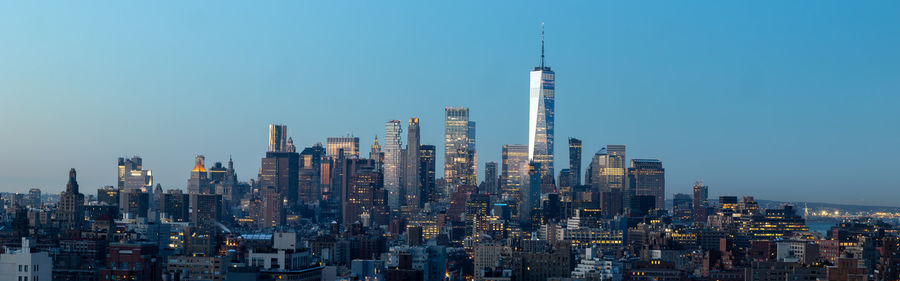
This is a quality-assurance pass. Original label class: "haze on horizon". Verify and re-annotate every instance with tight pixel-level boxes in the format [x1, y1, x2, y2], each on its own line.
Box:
[0, 1, 898, 206]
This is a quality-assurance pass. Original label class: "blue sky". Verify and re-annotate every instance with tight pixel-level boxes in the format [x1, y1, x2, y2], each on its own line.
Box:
[0, 1, 898, 206]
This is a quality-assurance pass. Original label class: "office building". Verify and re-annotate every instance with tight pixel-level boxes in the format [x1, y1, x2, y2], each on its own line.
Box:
[327, 136, 360, 159]
[568, 138, 582, 186]
[259, 151, 300, 206]
[268, 124, 288, 152]
[483, 161, 499, 195]
[119, 156, 153, 192]
[628, 159, 665, 210]
[161, 189, 189, 222]
[528, 25, 556, 193]
[444, 107, 477, 193]
[187, 155, 211, 194]
[384, 120, 403, 211]
[418, 145, 436, 203]
[405, 117, 422, 210]
[501, 144, 529, 201]
[589, 145, 627, 215]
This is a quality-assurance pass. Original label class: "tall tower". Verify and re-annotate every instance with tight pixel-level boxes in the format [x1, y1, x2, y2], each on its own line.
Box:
[57, 168, 84, 232]
[405, 118, 422, 210]
[500, 144, 530, 202]
[628, 159, 665, 210]
[568, 138, 582, 186]
[444, 107, 476, 194]
[187, 155, 210, 194]
[384, 120, 403, 211]
[528, 23, 556, 190]
[268, 124, 288, 152]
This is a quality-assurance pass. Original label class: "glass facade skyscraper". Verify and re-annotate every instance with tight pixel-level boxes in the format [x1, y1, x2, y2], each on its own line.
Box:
[444, 107, 476, 194]
[501, 144, 529, 202]
[326, 136, 360, 159]
[384, 120, 403, 211]
[528, 27, 555, 190]
[267, 124, 288, 152]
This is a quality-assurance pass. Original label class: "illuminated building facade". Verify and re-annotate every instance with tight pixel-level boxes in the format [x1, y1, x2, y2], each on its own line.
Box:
[187, 155, 210, 194]
[501, 144, 529, 201]
[268, 124, 288, 152]
[326, 136, 360, 159]
[444, 107, 476, 193]
[628, 159, 665, 210]
[528, 25, 556, 192]
[384, 120, 403, 211]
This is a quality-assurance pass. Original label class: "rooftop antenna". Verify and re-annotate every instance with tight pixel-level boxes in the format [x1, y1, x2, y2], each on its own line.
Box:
[540, 22, 545, 68]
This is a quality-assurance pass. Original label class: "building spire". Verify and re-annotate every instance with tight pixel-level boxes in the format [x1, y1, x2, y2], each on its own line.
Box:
[541, 22, 545, 68]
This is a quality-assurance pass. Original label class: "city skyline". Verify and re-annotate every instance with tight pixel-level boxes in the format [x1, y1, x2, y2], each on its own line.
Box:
[1, 1, 899, 206]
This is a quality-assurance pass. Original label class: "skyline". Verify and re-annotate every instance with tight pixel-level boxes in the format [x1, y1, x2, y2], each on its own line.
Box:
[1, 1, 899, 206]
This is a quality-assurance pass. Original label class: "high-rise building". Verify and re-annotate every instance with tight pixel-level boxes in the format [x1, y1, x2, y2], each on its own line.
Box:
[327, 136, 360, 159]
[119, 156, 153, 192]
[405, 118, 422, 210]
[628, 159, 665, 210]
[444, 107, 476, 193]
[98, 185, 119, 206]
[57, 168, 85, 232]
[259, 151, 300, 207]
[249, 186, 283, 229]
[693, 181, 709, 223]
[190, 194, 222, 228]
[589, 145, 627, 216]
[369, 136, 384, 171]
[268, 124, 288, 152]
[26, 188, 41, 209]
[501, 144, 529, 202]
[187, 155, 211, 194]
[342, 161, 387, 228]
[673, 193, 693, 222]
[520, 162, 543, 225]
[528, 25, 556, 192]
[483, 162, 499, 195]
[299, 144, 326, 203]
[568, 138, 582, 186]
[384, 120, 403, 211]
[161, 189, 189, 222]
[418, 145, 436, 204]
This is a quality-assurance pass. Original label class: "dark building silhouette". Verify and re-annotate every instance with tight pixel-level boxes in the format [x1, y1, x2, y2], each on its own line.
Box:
[418, 145, 436, 204]
[568, 137, 582, 186]
[57, 168, 85, 233]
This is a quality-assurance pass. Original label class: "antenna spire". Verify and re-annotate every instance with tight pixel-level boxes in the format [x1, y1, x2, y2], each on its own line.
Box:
[540, 22, 545, 68]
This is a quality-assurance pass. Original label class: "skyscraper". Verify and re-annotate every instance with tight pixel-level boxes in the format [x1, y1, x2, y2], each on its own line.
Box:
[268, 124, 288, 152]
[384, 120, 403, 211]
[57, 168, 84, 232]
[327, 136, 360, 159]
[118, 156, 152, 192]
[528, 24, 556, 191]
[418, 145, 436, 204]
[405, 118, 421, 210]
[483, 161, 499, 195]
[444, 107, 476, 193]
[589, 145, 627, 216]
[501, 144, 530, 201]
[568, 138, 582, 186]
[187, 155, 211, 194]
[259, 150, 300, 208]
[693, 181, 709, 223]
[369, 136, 383, 171]
[628, 159, 665, 211]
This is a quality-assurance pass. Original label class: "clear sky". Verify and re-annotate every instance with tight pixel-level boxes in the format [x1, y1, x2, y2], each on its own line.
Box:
[1, 1, 898, 206]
